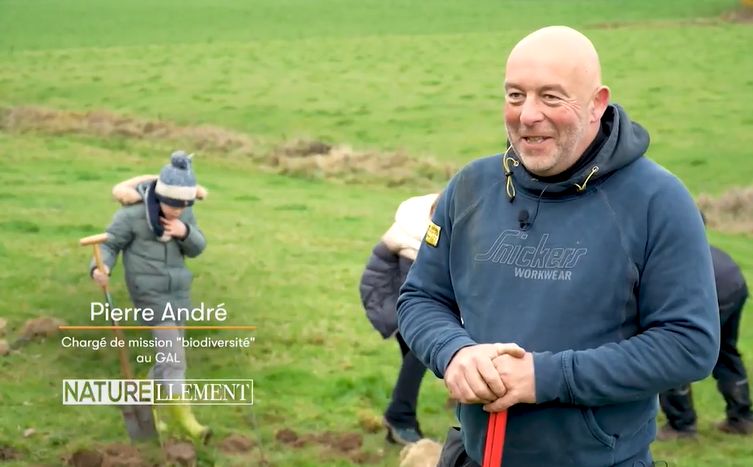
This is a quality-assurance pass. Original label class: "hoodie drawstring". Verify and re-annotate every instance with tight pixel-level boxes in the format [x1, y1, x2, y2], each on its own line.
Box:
[575, 166, 599, 192]
[502, 146, 519, 202]
[505, 152, 599, 210]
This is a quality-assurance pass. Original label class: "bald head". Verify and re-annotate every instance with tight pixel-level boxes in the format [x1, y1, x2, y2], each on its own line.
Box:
[507, 26, 602, 97]
[503, 26, 611, 177]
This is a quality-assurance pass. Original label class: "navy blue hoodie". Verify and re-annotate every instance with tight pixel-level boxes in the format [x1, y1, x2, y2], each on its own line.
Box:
[397, 105, 720, 466]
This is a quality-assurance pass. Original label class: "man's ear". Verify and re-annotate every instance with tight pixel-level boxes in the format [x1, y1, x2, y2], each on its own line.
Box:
[591, 86, 611, 122]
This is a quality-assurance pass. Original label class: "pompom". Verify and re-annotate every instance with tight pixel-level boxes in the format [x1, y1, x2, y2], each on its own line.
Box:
[170, 151, 192, 169]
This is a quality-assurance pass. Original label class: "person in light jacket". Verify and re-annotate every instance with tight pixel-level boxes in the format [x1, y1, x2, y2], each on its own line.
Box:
[359, 193, 439, 445]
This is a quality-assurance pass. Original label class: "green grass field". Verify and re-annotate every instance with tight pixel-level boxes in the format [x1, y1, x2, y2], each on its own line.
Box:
[1, 1, 752, 465]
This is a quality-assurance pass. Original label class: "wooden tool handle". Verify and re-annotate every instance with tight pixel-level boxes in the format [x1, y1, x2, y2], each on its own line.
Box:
[80, 233, 109, 246]
[91, 244, 109, 292]
[81, 235, 136, 382]
[112, 322, 134, 379]
[93, 244, 106, 273]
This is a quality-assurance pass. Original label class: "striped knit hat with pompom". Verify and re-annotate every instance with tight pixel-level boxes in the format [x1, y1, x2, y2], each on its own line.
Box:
[155, 151, 197, 207]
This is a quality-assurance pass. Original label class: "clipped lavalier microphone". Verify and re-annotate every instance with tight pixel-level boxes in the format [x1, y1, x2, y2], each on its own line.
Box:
[518, 209, 530, 230]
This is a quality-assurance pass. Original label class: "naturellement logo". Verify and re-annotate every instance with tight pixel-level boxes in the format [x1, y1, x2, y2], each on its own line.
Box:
[474, 230, 588, 281]
[62, 379, 253, 406]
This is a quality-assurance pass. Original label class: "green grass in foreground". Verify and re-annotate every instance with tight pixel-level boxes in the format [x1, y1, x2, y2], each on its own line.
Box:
[0, 133, 751, 466]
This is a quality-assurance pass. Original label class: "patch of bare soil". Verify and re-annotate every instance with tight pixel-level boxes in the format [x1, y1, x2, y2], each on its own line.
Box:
[20, 316, 65, 340]
[67, 443, 147, 467]
[67, 441, 191, 467]
[162, 440, 195, 466]
[311, 431, 363, 453]
[274, 428, 300, 445]
[101, 443, 147, 467]
[218, 434, 256, 454]
[68, 449, 103, 467]
[275, 428, 381, 464]
[0, 445, 21, 461]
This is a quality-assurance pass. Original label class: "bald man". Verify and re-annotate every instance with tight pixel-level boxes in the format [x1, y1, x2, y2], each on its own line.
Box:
[397, 26, 720, 467]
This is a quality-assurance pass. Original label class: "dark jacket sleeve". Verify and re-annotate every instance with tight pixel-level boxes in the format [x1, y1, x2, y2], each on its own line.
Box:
[533, 179, 721, 406]
[398, 255, 414, 283]
[710, 245, 748, 306]
[359, 241, 406, 339]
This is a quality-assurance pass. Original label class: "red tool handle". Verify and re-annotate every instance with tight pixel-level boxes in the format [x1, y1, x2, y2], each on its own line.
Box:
[482, 411, 507, 467]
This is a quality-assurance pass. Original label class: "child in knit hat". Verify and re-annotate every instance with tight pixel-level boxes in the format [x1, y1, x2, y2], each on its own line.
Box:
[89, 150, 211, 443]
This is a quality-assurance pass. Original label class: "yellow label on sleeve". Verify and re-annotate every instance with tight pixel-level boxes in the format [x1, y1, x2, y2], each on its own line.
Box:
[425, 222, 441, 247]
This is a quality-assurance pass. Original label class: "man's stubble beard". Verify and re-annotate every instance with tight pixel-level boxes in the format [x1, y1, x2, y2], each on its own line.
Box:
[506, 118, 588, 177]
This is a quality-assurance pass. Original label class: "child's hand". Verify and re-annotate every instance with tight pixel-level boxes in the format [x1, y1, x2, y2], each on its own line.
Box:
[92, 265, 109, 288]
[161, 218, 188, 239]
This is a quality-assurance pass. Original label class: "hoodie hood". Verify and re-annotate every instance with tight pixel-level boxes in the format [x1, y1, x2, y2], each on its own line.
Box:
[503, 104, 650, 200]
